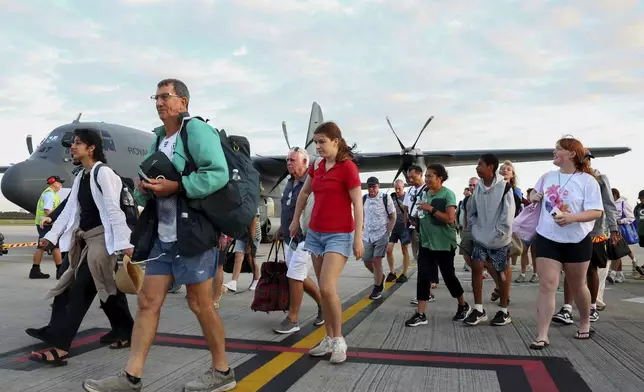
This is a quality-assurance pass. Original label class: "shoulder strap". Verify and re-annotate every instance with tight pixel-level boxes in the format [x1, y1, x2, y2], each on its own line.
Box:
[362, 194, 367, 203]
[93, 163, 104, 193]
[382, 193, 389, 214]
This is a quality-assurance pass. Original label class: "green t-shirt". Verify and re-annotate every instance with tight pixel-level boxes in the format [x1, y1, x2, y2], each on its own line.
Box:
[418, 186, 458, 251]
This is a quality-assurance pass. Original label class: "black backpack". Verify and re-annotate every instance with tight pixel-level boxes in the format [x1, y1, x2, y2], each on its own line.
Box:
[93, 163, 140, 232]
[363, 193, 390, 215]
[181, 116, 261, 240]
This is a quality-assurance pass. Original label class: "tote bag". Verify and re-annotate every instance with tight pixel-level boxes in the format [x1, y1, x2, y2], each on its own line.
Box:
[618, 201, 639, 245]
[511, 174, 546, 242]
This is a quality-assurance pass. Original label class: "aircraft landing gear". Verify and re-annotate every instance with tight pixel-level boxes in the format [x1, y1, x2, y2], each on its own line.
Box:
[0, 233, 8, 256]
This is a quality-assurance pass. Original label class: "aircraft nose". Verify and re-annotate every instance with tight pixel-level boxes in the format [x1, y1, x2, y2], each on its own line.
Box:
[1, 160, 72, 213]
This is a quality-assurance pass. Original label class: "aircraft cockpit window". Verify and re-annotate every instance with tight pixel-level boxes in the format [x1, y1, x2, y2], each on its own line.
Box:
[104, 138, 116, 152]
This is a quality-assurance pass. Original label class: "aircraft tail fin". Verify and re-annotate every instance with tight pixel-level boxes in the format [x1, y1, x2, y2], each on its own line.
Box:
[305, 102, 323, 157]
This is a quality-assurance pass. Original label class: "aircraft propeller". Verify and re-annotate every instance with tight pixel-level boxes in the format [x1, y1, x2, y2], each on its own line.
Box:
[384, 115, 434, 187]
[266, 121, 295, 195]
[26, 135, 33, 155]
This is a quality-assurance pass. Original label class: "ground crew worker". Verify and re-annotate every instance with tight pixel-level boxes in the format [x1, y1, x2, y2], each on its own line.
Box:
[31, 176, 64, 279]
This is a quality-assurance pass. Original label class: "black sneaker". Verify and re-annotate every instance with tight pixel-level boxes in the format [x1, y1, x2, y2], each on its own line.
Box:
[405, 312, 428, 327]
[552, 307, 574, 325]
[453, 302, 472, 321]
[464, 308, 488, 325]
[369, 285, 383, 300]
[385, 273, 397, 282]
[490, 310, 512, 326]
[396, 274, 409, 283]
[589, 308, 599, 322]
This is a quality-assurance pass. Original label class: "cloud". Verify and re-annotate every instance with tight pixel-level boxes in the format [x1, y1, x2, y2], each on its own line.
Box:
[233, 46, 247, 56]
[0, 0, 643, 211]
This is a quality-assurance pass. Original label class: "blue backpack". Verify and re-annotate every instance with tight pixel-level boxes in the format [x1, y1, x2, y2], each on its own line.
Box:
[181, 116, 261, 240]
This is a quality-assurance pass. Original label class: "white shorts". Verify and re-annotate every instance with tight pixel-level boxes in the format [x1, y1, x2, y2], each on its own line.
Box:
[285, 241, 311, 281]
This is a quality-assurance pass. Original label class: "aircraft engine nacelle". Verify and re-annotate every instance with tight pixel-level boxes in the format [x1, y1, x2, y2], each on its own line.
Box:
[262, 216, 281, 243]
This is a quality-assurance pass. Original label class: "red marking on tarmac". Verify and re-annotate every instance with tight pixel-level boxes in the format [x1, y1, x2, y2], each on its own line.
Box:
[154, 335, 559, 392]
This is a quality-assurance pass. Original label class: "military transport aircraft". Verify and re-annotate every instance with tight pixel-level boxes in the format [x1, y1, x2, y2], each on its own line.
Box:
[0, 102, 631, 242]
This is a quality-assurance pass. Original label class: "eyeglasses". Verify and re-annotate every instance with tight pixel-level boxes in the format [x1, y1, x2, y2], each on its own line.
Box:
[150, 93, 181, 101]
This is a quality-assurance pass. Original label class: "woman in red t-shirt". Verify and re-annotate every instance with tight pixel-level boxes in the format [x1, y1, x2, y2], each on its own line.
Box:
[289, 121, 364, 364]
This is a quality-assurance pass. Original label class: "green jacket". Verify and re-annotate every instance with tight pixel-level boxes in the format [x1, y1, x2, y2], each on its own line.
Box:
[134, 118, 229, 206]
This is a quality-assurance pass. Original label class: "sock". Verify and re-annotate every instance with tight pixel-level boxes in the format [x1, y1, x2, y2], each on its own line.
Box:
[499, 307, 508, 314]
[32, 264, 40, 269]
[563, 304, 573, 312]
[474, 304, 483, 312]
[125, 372, 141, 384]
[215, 367, 231, 376]
[591, 303, 596, 309]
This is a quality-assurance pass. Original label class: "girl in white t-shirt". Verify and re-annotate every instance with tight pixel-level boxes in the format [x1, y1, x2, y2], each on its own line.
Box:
[528, 137, 603, 350]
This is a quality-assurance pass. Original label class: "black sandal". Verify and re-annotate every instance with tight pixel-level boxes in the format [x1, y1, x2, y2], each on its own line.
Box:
[109, 340, 131, 349]
[28, 349, 68, 367]
[529, 340, 550, 350]
[574, 330, 595, 340]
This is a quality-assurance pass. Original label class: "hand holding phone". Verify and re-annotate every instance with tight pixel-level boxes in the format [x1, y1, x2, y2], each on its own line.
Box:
[550, 206, 563, 218]
[289, 236, 298, 251]
[138, 169, 151, 183]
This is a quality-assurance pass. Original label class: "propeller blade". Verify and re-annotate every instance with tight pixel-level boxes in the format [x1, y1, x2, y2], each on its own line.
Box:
[385, 116, 406, 150]
[26, 135, 33, 155]
[386, 167, 404, 193]
[411, 115, 434, 149]
[255, 154, 284, 162]
[268, 170, 290, 195]
[282, 121, 291, 149]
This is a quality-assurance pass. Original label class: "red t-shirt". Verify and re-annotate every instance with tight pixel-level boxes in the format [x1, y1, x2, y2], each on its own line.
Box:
[308, 158, 361, 233]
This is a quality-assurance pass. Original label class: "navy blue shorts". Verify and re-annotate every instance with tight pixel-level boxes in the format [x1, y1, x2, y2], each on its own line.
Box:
[36, 225, 58, 248]
[471, 242, 509, 272]
[145, 239, 219, 286]
[389, 225, 411, 245]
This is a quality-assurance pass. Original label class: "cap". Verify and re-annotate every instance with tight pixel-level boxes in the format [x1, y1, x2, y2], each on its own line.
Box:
[584, 149, 595, 159]
[639, 190, 644, 199]
[47, 176, 64, 185]
[366, 176, 379, 185]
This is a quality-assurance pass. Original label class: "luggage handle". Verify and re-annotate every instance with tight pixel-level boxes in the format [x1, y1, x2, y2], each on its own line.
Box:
[267, 239, 286, 263]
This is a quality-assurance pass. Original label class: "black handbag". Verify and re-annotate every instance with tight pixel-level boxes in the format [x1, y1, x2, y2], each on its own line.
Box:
[606, 237, 630, 260]
[223, 239, 254, 274]
[139, 150, 181, 182]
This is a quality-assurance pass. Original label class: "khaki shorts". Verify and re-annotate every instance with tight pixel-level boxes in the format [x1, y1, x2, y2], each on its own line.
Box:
[459, 231, 473, 256]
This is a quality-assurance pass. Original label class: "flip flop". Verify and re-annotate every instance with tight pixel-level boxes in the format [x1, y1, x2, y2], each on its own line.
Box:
[28, 349, 68, 367]
[109, 340, 131, 349]
[574, 330, 595, 340]
[529, 340, 550, 350]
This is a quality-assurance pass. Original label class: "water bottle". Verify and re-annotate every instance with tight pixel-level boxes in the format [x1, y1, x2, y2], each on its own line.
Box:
[232, 169, 241, 181]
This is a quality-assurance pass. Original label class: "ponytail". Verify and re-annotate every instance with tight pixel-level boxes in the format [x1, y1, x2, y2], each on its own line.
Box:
[335, 137, 357, 162]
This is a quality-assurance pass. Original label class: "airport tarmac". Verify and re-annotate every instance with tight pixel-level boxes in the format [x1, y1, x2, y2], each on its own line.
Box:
[1, 224, 643, 392]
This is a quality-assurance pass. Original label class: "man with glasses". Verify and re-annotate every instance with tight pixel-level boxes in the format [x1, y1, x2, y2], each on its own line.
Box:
[83, 79, 235, 392]
[274, 147, 325, 334]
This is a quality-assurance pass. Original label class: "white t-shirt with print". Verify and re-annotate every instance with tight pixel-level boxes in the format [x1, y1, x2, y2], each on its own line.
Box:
[535, 170, 603, 244]
[403, 184, 426, 228]
[157, 132, 179, 243]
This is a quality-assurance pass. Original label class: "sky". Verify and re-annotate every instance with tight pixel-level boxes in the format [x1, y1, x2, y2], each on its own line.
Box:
[0, 0, 643, 211]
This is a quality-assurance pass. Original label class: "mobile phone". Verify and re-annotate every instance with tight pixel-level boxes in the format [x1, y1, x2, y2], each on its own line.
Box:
[289, 237, 298, 251]
[551, 206, 563, 218]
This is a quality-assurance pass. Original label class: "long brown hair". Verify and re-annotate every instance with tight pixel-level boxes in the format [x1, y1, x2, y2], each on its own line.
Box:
[313, 121, 356, 162]
[556, 136, 596, 177]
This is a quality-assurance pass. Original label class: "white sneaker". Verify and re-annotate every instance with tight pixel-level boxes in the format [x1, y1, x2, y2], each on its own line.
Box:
[615, 272, 625, 283]
[309, 336, 333, 357]
[250, 280, 258, 291]
[330, 337, 347, 363]
[223, 280, 237, 292]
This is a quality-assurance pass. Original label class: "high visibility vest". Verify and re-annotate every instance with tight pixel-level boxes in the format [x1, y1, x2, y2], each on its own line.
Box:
[34, 187, 60, 224]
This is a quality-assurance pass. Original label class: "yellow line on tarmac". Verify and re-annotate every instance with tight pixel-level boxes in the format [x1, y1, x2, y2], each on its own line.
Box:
[234, 279, 399, 391]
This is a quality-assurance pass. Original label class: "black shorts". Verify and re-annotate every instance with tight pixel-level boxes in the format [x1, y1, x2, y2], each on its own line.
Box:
[535, 234, 592, 263]
[639, 236, 644, 248]
[389, 225, 411, 245]
[590, 241, 608, 269]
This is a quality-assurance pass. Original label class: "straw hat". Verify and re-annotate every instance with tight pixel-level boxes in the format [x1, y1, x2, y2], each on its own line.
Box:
[115, 255, 144, 294]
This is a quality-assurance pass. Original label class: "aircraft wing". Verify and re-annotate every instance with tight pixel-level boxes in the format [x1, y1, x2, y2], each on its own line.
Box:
[353, 147, 631, 172]
[0, 166, 11, 174]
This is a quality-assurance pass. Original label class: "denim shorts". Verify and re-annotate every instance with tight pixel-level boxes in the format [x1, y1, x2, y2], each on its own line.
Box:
[145, 239, 219, 286]
[303, 229, 354, 258]
[234, 238, 260, 254]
